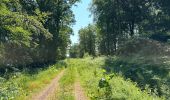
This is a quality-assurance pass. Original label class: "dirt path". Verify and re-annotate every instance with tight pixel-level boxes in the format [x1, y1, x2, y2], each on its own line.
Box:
[32, 70, 65, 100]
[74, 81, 88, 100]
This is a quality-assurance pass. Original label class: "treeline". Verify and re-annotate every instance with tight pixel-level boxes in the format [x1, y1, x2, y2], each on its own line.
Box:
[70, 0, 170, 57]
[0, 0, 79, 68]
[70, 24, 96, 58]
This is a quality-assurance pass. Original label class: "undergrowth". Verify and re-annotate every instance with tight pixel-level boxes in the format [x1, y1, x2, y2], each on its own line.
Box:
[104, 56, 170, 99]
[0, 61, 66, 100]
[69, 57, 164, 100]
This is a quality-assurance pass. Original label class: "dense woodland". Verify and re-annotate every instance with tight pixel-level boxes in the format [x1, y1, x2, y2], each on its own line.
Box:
[69, 0, 170, 99]
[0, 0, 170, 100]
[70, 0, 170, 57]
[0, 0, 79, 69]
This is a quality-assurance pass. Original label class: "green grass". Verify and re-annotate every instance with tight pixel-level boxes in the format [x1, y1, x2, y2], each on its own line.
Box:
[104, 56, 170, 99]
[68, 57, 164, 100]
[0, 57, 166, 100]
[0, 63, 65, 100]
[52, 63, 75, 100]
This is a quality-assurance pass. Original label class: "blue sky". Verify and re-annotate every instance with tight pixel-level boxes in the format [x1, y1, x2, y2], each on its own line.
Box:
[71, 0, 93, 44]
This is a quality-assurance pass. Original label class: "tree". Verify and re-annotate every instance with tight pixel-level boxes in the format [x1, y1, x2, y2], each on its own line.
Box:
[79, 24, 96, 57]
[0, 0, 79, 68]
[141, 0, 170, 42]
[90, 0, 170, 55]
[36, 0, 79, 61]
[69, 43, 80, 58]
[0, 0, 53, 66]
[91, 0, 123, 55]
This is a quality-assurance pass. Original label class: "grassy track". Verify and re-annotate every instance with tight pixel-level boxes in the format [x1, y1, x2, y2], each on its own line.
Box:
[0, 63, 65, 100]
[52, 59, 88, 100]
[33, 70, 65, 100]
[16, 67, 64, 100]
[0, 58, 165, 100]
[51, 65, 76, 100]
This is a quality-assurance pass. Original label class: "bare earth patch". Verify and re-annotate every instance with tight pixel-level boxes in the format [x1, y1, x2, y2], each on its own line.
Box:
[74, 81, 88, 100]
[32, 70, 65, 100]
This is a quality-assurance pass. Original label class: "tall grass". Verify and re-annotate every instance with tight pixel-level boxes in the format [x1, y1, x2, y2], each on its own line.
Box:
[104, 56, 170, 99]
[69, 57, 164, 100]
[0, 62, 65, 100]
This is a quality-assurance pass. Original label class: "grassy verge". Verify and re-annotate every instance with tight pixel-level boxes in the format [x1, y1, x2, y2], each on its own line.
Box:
[69, 57, 164, 100]
[51, 62, 75, 100]
[0, 62, 65, 100]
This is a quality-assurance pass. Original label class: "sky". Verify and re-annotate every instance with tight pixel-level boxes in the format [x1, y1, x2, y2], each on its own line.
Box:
[71, 0, 93, 44]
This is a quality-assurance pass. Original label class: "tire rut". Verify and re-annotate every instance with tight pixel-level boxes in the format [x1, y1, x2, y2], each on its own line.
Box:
[32, 70, 65, 100]
[74, 81, 88, 100]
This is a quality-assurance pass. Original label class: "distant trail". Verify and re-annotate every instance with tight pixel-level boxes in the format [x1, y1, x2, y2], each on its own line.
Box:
[32, 70, 65, 100]
[74, 81, 88, 100]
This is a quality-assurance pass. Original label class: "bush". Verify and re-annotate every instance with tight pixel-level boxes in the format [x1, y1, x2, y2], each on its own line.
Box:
[104, 57, 170, 99]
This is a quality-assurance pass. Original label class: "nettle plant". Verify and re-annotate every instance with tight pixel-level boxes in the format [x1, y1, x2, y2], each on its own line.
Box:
[96, 70, 114, 100]
[0, 77, 21, 100]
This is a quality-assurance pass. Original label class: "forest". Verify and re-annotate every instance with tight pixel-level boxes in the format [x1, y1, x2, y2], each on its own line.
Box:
[0, 0, 170, 100]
